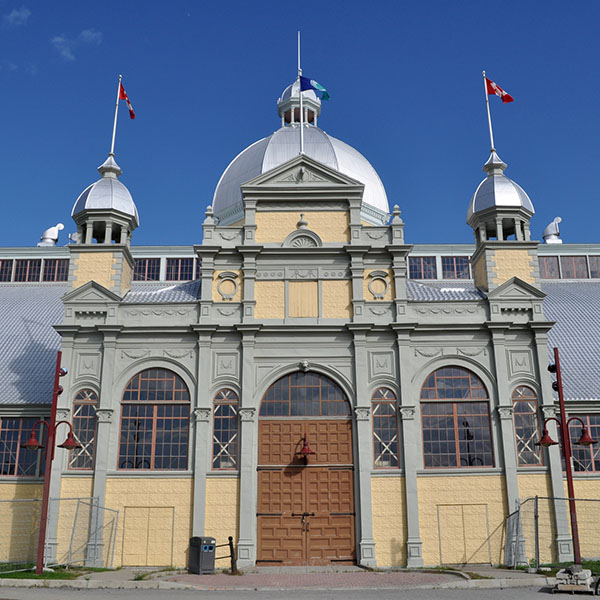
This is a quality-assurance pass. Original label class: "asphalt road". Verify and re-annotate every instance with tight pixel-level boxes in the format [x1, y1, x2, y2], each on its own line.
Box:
[0, 586, 554, 600]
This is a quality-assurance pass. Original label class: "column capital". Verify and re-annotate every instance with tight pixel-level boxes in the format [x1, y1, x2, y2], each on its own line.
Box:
[399, 406, 416, 420]
[354, 406, 371, 421]
[239, 407, 256, 422]
[96, 409, 114, 424]
[194, 407, 212, 423]
[497, 405, 514, 420]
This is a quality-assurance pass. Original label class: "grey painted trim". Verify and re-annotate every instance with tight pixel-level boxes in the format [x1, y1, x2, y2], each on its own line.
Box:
[192, 331, 215, 537]
[395, 330, 424, 567]
[351, 329, 376, 567]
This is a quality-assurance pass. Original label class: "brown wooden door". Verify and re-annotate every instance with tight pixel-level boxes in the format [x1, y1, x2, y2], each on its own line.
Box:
[257, 420, 355, 565]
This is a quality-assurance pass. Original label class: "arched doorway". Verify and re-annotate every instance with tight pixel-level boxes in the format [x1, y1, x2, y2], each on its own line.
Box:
[257, 371, 355, 565]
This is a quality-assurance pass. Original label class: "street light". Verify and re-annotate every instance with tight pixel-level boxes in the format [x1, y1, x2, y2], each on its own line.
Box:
[537, 347, 596, 565]
[21, 352, 80, 575]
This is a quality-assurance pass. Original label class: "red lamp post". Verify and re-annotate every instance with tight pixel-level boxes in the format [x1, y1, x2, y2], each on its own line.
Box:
[537, 347, 596, 565]
[21, 352, 80, 575]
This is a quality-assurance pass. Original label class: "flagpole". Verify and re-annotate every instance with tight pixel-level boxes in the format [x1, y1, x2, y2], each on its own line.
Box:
[110, 74, 122, 156]
[482, 70, 495, 151]
[298, 31, 304, 155]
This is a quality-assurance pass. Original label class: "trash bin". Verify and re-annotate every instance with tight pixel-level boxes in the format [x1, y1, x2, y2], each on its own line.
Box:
[188, 536, 216, 574]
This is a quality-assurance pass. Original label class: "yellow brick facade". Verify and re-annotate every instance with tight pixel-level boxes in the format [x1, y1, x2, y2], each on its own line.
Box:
[72, 252, 116, 289]
[492, 249, 535, 286]
[205, 477, 239, 568]
[570, 479, 600, 560]
[363, 269, 395, 301]
[472, 253, 487, 291]
[120, 255, 132, 294]
[255, 280, 285, 319]
[0, 483, 43, 564]
[517, 473, 557, 564]
[255, 211, 350, 243]
[105, 478, 192, 567]
[212, 269, 243, 302]
[321, 280, 352, 319]
[417, 475, 508, 566]
[371, 476, 407, 566]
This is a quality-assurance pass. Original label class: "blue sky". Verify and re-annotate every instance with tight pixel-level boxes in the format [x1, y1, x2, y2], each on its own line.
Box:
[1, 0, 598, 247]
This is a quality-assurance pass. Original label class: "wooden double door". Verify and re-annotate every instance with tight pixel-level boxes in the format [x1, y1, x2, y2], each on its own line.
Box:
[257, 420, 355, 565]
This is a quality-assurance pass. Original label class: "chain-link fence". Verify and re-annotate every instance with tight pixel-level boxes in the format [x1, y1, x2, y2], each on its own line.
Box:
[506, 496, 600, 568]
[0, 497, 119, 573]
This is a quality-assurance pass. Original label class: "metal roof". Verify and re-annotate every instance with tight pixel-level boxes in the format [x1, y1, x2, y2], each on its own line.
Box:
[212, 125, 389, 222]
[542, 281, 600, 401]
[407, 280, 485, 301]
[72, 155, 139, 224]
[123, 280, 201, 303]
[467, 151, 534, 221]
[0, 284, 65, 406]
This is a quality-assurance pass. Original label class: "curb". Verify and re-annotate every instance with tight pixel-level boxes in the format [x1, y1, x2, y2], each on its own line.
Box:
[0, 576, 553, 591]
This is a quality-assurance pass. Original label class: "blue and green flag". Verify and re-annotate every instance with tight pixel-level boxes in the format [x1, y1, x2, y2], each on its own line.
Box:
[300, 76, 330, 101]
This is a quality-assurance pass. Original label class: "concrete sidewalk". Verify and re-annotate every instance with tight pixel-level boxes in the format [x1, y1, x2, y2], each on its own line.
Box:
[0, 565, 554, 591]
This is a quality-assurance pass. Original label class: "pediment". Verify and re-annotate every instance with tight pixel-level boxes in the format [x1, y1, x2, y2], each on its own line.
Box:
[242, 154, 364, 189]
[488, 277, 546, 300]
[62, 280, 121, 304]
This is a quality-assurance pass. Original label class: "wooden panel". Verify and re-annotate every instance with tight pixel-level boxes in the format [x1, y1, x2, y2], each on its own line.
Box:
[259, 421, 307, 466]
[257, 419, 355, 565]
[288, 280, 318, 318]
[438, 504, 490, 565]
[146, 507, 174, 566]
[259, 420, 352, 466]
[122, 506, 174, 567]
[306, 420, 353, 464]
[122, 507, 149, 566]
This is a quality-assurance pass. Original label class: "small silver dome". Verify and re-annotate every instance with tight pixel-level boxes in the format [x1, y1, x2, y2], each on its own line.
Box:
[213, 126, 389, 224]
[72, 155, 139, 225]
[467, 151, 534, 222]
[279, 80, 320, 105]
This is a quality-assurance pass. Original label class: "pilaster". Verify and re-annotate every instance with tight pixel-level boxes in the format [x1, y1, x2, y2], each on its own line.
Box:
[86, 326, 120, 566]
[235, 325, 260, 567]
[192, 327, 216, 536]
[393, 324, 423, 566]
[348, 325, 376, 566]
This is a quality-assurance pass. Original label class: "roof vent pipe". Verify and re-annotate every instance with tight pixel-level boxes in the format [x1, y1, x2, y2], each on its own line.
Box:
[543, 217, 562, 244]
[37, 223, 64, 247]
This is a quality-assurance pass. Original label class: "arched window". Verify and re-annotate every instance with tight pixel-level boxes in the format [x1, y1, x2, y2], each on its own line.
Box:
[512, 386, 542, 466]
[69, 389, 98, 470]
[372, 388, 399, 468]
[420, 367, 493, 468]
[119, 368, 190, 470]
[213, 389, 239, 470]
[259, 372, 350, 417]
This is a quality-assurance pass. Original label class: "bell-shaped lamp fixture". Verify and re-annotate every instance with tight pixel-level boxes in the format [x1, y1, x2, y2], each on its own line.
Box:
[537, 428, 558, 447]
[57, 432, 81, 451]
[577, 427, 596, 447]
[22, 431, 43, 451]
[297, 435, 315, 458]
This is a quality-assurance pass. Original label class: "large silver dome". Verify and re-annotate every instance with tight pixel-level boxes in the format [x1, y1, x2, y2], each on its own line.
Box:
[213, 126, 389, 224]
[467, 150, 534, 222]
[72, 155, 139, 225]
[212, 81, 390, 225]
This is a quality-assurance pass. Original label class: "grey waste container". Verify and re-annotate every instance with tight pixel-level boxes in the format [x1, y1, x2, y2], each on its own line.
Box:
[188, 536, 216, 574]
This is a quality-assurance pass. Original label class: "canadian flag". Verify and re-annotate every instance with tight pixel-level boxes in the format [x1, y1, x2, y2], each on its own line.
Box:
[485, 77, 514, 103]
[119, 82, 135, 119]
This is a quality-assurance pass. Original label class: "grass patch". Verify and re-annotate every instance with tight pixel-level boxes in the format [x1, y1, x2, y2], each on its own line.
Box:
[0, 565, 118, 580]
[537, 560, 600, 577]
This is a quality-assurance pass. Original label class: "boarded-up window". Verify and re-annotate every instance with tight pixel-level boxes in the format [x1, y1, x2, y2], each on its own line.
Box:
[288, 280, 318, 317]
